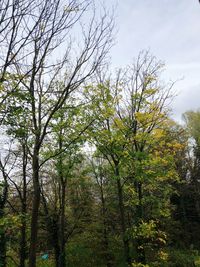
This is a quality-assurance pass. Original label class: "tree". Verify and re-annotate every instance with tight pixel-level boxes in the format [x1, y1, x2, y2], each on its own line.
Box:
[40, 101, 86, 267]
[0, 164, 8, 267]
[84, 80, 132, 266]
[89, 156, 115, 267]
[114, 52, 173, 265]
[0, 148, 20, 267]
[172, 110, 200, 249]
[183, 111, 200, 219]
[84, 51, 178, 265]
[0, 1, 114, 266]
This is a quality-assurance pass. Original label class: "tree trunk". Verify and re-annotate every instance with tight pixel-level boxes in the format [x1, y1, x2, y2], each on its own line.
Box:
[41, 192, 60, 267]
[55, 247, 60, 267]
[136, 182, 146, 264]
[19, 212, 27, 267]
[20, 145, 28, 267]
[0, 210, 6, 267]
[49, 216, 60, 267]
[58, 182, 66, 267]
[100, 182, 113, 267]
[28, 149, 40, 267]
[0, 180, 8, 267]
[115, 165, 131, 266]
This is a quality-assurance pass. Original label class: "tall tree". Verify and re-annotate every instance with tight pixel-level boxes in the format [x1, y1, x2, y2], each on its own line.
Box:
[0, 1, 114, 266]
[40, 101, 86, 267]
[84, 51, 177, 265]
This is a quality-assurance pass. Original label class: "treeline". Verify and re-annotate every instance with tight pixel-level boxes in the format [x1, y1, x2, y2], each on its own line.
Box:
[0, 1, 200, 267]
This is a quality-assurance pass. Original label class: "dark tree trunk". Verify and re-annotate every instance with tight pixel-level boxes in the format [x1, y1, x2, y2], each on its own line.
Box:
[0, 210, 6, 267]
[58, 182, 66, 267]
[99, 181, 113, 267]
[49, 219, 60, 267]
[57, 131, 67, 267]
[0, 176, 8, 267]
[135, 182, 146, 264]
[48, 216, 60, 267]
[54, 239, 60, 267]
[115, 164, 131, 266]
[103, 228, 113, 267]
[19, 145, 28, 267]
[41, 131, 67, 267]
[41, 190, 60, 267]
[19, 212, 27, 267]
[28, 148, 40, 267]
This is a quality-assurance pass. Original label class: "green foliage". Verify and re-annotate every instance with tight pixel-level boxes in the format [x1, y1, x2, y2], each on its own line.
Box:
[163, 249, 197, 267]
[0, 214, 22, 234]
[183, 110, 200, 145]
[132, 263, 150, 267]
[36, 258, 55, 267]
[1, 51, 200, 267]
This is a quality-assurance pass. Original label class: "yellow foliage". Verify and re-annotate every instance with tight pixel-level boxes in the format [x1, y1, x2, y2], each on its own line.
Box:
[158, 250, 169, 261]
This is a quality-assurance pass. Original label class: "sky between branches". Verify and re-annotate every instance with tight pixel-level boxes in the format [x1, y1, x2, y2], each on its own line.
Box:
[104, 0, 200, 122]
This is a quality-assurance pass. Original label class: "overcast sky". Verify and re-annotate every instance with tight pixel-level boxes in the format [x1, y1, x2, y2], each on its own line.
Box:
[105, 0, 200, 122]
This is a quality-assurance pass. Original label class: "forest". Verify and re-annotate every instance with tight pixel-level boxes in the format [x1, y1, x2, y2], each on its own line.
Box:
[0, 1, 200, 267]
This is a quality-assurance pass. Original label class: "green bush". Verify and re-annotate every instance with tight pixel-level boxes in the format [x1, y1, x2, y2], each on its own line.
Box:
[149, 249, 197, 267]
